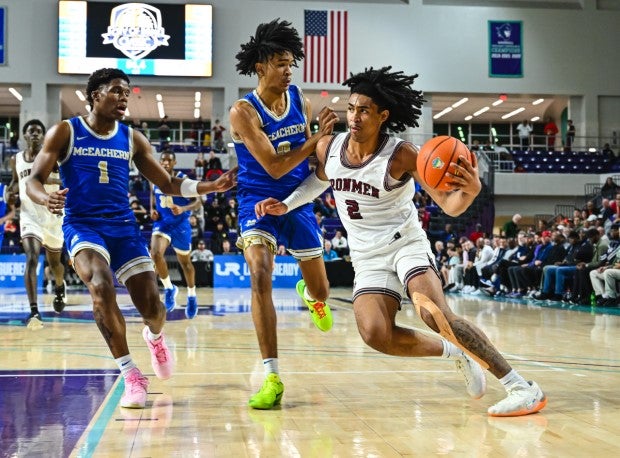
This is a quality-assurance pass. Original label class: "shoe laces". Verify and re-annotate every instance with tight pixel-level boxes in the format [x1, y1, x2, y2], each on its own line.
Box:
[149, 338, 169, 364]
[310, 301, 327, 319]
[125, 371, 148, 392]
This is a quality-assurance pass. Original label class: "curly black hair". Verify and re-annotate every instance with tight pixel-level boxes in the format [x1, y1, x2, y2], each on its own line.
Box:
[22, 119, 46, 135]
[235, 19, 304, 76]
[342, 66, 426, 133]
[85, 68, 130, 107]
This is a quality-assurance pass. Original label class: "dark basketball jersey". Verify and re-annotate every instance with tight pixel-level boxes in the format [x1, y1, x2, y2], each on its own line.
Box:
[60, 117, 134, 222]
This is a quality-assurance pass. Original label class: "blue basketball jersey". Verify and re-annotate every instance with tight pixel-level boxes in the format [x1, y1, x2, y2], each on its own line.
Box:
[60, 117, 134, 222]
[152, 171, 192, 226]
[233, 85, 311, 210]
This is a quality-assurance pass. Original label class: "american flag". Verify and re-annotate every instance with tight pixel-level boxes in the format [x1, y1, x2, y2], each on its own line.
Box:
[303, 10, 348, 84]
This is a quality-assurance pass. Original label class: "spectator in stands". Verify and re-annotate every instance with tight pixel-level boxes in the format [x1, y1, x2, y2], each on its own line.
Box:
[571, 228, 608, 305]
[418, 206, 431, 231]
[204, 196, 225, 231]
[224, 197, 238, 231]
[441, 223, 458, 244]
[543, 118, 559, 151]
[3, 217, 19, 247]
[470, 139, 481, 152]
[158, 115, 171, 148]
[331, 229, 349, 258]
[205, 152, 223, 181]
[189, 214, 203, 249]
[312, 196, 330, 218]
[455, 239, 477, 293]
[600, 178, 620, 200]
[315, 210, 327, 237]
[533, 231, 584, 301]
[211, 119, 226, 152]
[516, 119, 533, 150]
[506, 231, 553, 297]
[501, 213, 522, 238]
[210, 221, 229, 254]
[469, 223, 485, 244]
[190, 240, 214, 263]
[194, 152, 206, 180]
[220, 239, 237, 255]
[565, 119, 575, 152]
[322, 191, 338, 217]
[130, 200, 150, 228]
[479, 236, 507, 287]
[589, 223, 620, 305]
[602, 143, 615, 159]
[192, 117, 206, 145]
[0, 183, 15, 251]
[276, 244, 288, 256]
[323, 239, 340, 262]
[583, 200, 599, 218]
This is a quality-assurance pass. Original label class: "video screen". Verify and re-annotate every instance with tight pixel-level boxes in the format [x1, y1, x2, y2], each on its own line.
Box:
[58, 1, 212, 76]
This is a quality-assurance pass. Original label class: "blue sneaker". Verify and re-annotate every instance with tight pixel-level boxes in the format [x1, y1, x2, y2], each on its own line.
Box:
[185, 296, 198, 319]
[164, 285, 178, 312]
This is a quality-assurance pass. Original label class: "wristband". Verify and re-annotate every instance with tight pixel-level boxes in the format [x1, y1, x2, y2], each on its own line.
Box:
[180, 179, 200, 197]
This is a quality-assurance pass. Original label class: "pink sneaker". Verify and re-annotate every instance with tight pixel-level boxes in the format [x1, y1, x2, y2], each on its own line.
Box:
[120, 368, 149, 409]
[142, 326, 174, 380]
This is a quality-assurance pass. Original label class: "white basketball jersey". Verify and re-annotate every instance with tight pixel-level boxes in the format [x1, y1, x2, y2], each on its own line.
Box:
[324, 133, 426, 255]
[15, 151, 61, 221]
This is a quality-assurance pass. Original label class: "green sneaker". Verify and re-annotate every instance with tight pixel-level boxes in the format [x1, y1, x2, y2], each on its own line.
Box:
[249, 373, 284, 410]
[296, 279, 333, 332]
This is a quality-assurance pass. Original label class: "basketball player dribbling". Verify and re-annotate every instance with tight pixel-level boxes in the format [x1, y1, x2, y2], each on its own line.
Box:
[25, 68, 236, 408]
[256, 66, 547, 417]
[10, 119, 66, 329]
[230, 19, 339, 410]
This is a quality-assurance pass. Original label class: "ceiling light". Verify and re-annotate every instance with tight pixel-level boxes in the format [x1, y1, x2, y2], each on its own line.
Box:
[8, 87, 22, 101]
[331, 96, 340, 104]
[532, 98, 544, 105]
[433, 107, 453, 119]
[530, 116, 540, 122]
[464, 115, 473, 121]
[194, 101, 200, 108]
[157, 101, 165, 119]
[492, 99, 503, 106]
[473, 106, 490, 116]
[452, 97, 468, 108]
[85, 105, 91, 112]
[194, 108, 200, 119]
[75, 90, 86, 101]
[501, 107, 525, 119]
[195, 91, 201, 102]
[156, 93, 163, 102]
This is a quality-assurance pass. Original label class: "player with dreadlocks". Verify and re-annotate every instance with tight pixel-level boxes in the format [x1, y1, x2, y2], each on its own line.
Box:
[256, 66, 547, 417]
[230, 19, 339, 410]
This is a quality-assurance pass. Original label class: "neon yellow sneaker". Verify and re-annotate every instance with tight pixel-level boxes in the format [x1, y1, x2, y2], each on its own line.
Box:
[296, 279, 333, 332]
[249, 373, 284, 410]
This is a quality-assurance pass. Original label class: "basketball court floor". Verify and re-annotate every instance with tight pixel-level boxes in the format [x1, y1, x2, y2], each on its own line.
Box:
[1, 284, 620, 457]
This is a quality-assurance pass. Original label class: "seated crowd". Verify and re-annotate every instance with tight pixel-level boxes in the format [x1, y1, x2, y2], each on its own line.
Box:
[435, 194, 620, 307]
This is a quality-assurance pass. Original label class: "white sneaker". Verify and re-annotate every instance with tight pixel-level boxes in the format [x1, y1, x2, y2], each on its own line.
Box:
[488, 381, 547, 417]
[455, 353, 486, 399]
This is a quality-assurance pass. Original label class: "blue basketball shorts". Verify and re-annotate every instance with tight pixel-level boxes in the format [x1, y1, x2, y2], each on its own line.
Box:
[152, 219, 192, 253]
[63, 217, 153, 284]
[238, 203, 323, 260]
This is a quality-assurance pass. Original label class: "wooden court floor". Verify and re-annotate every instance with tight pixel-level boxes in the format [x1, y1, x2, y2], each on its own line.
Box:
[1, 285, 620, 457]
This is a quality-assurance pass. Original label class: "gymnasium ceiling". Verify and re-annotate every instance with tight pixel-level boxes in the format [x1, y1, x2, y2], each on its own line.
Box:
[0, 85, 566, 125]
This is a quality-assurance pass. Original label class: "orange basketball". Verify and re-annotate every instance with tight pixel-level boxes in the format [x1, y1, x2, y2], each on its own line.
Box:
[416, 136, 473, 191]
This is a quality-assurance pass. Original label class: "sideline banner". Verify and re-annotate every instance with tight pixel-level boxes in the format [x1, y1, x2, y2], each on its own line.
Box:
[0, 254, 44, 287]
[489, 20, 522, 77]
[213, 255, 302, 288]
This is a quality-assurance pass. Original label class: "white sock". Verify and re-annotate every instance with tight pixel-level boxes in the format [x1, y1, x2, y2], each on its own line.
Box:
[263, 358, 279, 376]
[161, 276, 173, 289]
[147, 328, 162, 341]
[441, 340, 464, 359]
[115, 355, 137, 376]
[303, 286, 316, 302]
[187, 286, 196, 297]
[499, 369, 528, 391]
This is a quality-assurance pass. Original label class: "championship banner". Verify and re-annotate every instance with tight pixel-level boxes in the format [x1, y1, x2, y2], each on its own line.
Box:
[489, 20, 522, 78]
[0, 254, 44, 288]
[0, 7, 5, 65]
[213, 255, 302, 288]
